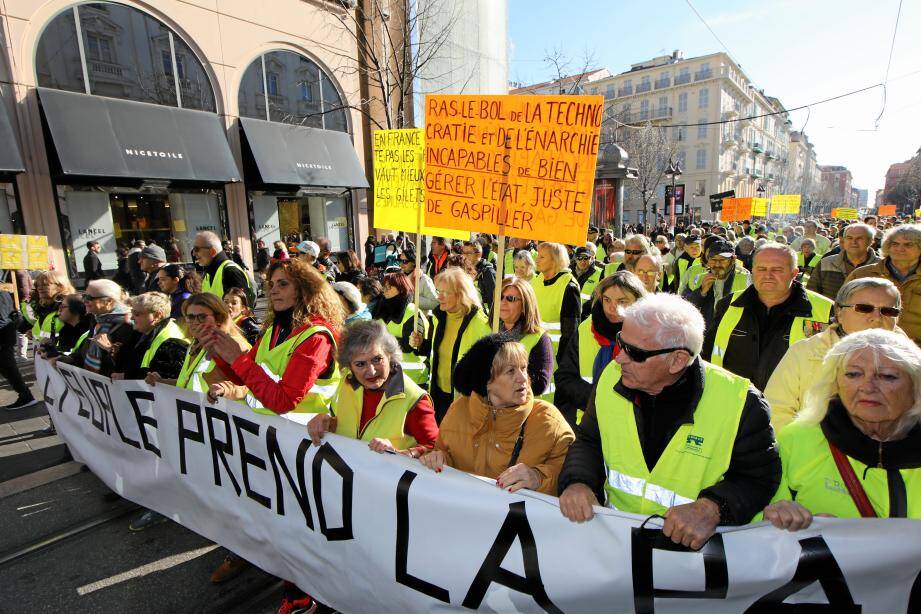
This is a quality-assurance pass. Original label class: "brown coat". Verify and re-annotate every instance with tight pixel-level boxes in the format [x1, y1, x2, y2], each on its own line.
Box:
[436, 393, 575, 495]
[846, 258, 921, 345]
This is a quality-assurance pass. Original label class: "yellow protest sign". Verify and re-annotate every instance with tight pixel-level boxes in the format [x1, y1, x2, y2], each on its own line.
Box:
[372, 129, 467, 240]
[0, 234, 50, 270]
[423, 95, 603, 245]
[914, 209, 921, 218]
[772, 194, 801, 214]
[751, 198, 769, 217]
[832, 208, 858, 220]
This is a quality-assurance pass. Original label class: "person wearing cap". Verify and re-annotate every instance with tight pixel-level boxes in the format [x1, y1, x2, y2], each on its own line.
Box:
[332, 281, 371, 326]
[703, 243, 833, 392]
[139, 244, 168, 293]
[558, 294, 780, 547]
[194, 231, 254, 306]
[419, 333, 574, 495]
[604, 234, 652, 277]
[684, 239, 751, 327]
[572, 245, 602, 315]
[672, 235, 702, 293]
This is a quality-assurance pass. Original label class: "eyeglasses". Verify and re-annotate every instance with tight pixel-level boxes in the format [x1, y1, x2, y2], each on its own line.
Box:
[435, 289, 454, 297]
[615, 331, 691, 363]
[501, 295, 522, 303]
[635, 269, 659, 277]
[575, 255, 591, 261]
[624, 249, 646, 256]
[838, 303, 901, 317]
[186, 313, 215, 323]
[82, 294, 104, 302]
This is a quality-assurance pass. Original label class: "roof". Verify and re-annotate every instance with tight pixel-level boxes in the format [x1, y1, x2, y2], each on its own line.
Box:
[509, 69, 608, 94]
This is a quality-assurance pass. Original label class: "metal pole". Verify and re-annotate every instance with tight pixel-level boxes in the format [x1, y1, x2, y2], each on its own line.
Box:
[615, 180, 625, 239]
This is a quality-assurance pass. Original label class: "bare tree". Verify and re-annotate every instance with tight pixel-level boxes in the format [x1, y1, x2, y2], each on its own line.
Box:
[618, 123, 679, 227]
[884, 152, 921, 213]
[542, 46, 598, 95]
[316, 0, 467, 130]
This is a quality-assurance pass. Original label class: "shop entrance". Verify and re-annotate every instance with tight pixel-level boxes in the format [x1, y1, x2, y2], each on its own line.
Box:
[251, 191, 352, 254]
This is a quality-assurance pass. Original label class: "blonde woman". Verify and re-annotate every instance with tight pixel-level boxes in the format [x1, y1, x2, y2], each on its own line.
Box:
[529, 242, 581, 384]
[410, 267, 490, 421]
[22, 270, 74, 342]
[497, 277, 553, 396]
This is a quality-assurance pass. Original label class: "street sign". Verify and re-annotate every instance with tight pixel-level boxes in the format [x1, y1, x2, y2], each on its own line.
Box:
[709, 189, 735, 212]
[664, 184, 685, 214]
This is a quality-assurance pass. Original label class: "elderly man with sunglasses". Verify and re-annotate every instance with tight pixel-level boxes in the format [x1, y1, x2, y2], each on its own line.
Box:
[558, 294, 780, 550]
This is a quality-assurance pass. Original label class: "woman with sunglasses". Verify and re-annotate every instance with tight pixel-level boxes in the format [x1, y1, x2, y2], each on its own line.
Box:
[397, 247, 439, 311]
[223, 287, 261, 346]
[554, 271, 647, 427]
[765, 278, 904, 430]
[44, 294, 93, 358]
[497, 277, 553, 396]
[334, 249, 365, 285]
[371, 272, 430, 385]
[60, 279, 133, 376]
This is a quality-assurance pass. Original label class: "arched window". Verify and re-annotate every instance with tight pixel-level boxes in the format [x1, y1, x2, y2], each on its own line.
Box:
[238, 50, 348, 133]
[35, 2, 216, 112]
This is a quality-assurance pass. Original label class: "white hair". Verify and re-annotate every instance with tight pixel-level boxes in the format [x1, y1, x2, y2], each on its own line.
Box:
[87, 279, 126, 302]
[800, 329, 921, 439]
[196, 230, 222, 251]
[624, 294, 704, 360]
[843, 223, 876, 242]
[625, 234, 654, 254]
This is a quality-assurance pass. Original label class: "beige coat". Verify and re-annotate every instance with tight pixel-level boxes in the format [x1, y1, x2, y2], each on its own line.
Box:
[436, 392, 574, 495]
[847, 258, 921, 345]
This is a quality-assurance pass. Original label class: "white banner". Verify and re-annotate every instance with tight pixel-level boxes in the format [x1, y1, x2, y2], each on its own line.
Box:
[36, 358, 921, 613]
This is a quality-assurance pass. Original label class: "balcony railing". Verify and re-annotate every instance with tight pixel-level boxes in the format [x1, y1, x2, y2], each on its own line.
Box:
[617, 86, 633, 97]
[652, 106, 673, 119]
[675, 73, 691, 85]
[89, 60, 125, 78]
[694, 70, 713, 81]
[753, 169, 763, 178]
[654, 78, 671, 89]
[752, 143, 764, 153]
[636, 82, 651, 93]
[765, 150, 776, 159]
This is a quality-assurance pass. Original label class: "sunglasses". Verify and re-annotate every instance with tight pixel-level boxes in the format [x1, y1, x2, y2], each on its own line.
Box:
[838, 303, 900, 317]
[186, 313, 215, 323]
[575, 255, 591, 261]
[624, 249, 646, 256]
[616, 331, 691, 363]
[501, 295, 522, 303]
[82, 294, 104, 302]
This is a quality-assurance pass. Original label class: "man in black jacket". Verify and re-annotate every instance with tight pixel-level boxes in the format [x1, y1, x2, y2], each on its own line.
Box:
[83, 241, 104, 283]
[462, 240, 496, 314]
[558, 293, 780, 549]
[0, 288, 36, 409]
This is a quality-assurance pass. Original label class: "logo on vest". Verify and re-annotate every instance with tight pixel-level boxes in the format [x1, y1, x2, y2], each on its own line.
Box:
[684, 434, 706, 457]
[824, 477, 847, 494]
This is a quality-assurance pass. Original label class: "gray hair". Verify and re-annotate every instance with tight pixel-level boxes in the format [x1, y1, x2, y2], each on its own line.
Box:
[127, 291, 171, 318]
[337, 320, 402, 369]
[800, 238, 816, 249]
[754, 241, 797, 269]
[834, 277, 901, 316]
[737, 235, 755, 249]
[881, 224, 921, 257]
[800, 329, 921, 438]
[625, 234, 654, 255]
[623, 294, 704, 361]
[87, 279, 126, 303]
[635, 251, 662, 269]
[843, 222, 876, 242]
[514, 249, 535, 272]
[196, 230, 222, 252]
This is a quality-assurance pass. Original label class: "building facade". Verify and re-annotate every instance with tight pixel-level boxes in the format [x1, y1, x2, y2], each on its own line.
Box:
[817, 165, 854, 212]
[0, 0, 376, 281]
[585, 51, 791, 223]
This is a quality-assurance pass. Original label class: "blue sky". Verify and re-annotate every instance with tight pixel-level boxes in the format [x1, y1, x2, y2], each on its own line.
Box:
[508, 0, 921, 199]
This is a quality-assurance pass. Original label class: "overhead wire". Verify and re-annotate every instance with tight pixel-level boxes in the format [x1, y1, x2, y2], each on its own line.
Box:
[874, 0, 904, 129]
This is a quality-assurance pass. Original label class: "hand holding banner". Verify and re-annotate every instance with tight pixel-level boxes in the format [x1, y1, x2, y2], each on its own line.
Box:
[423, 95, 603, 246]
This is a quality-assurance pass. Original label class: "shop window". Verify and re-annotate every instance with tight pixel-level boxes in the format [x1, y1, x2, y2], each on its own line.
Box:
[35, 2, 215, 112]
[254, 192, 353, 253]
[238, 50, 349, 133]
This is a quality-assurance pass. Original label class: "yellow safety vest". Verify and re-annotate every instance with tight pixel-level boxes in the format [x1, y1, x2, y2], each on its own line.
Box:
[711, 289, 833, 368]
[776, 420, 921, 518]
[530, 271, 575, 402]
[383, 303, 429, 385]
[429, 308, 491, 395]
[176, 347, 216, 393]
[574, 318, 602, 424]
[244, 324, 340, 414]
[578, 267, 603, 304]
[504, 248, 538, 275]
[597, 360, 749, 514]
[332, 370, 426, 450]
[201, 259, 252, 298]
[686, 266, 750, 294]
[32, 308, 60, 340]
[676, 256, 701, 290]
[140, 320, 189, 369]
[594, 243, 607, 262]
[797, 252, 821, 270]
[20, 302, 36, 326]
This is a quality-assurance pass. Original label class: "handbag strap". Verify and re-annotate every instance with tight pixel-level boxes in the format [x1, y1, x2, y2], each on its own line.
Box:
[507, 416, 529, 468]
[828, 441, 878, 518]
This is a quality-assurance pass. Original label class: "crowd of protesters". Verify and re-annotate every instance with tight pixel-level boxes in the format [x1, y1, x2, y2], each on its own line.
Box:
[4, 212, 921, 613]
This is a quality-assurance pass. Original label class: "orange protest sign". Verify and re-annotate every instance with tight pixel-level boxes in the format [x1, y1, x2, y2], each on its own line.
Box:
[423, 95, 603, 245]
[721, 198, 739, 222]
[878, 205, 897, 216]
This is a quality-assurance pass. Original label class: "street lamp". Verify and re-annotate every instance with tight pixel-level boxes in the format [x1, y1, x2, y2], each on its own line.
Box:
[665, 158, 682, 233]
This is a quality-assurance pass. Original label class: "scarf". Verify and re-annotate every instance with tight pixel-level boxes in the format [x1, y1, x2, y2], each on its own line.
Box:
[590, 299, 622, 383]
[372, 294, 409, 324]
[84, 306, 129, 371]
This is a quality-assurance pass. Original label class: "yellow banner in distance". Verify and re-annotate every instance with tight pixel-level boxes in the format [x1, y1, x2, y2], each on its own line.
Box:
[772, 194, 802, 214]
[423, 95, 603, 245]
[832, 207, 859, 220]
[0, 234, 50, 270]
[372, 128, 467, 240]
[752, 198, 769, 217]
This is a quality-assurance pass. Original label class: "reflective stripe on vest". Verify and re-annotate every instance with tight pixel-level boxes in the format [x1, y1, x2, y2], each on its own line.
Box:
[711, 289, 833, 367]
[244, 324, 340, 414]
[20, 302, 36, 326]
[67, 330, 91, 356]
[140, 320, 188, 369]
[34, 311, 60, 339]
[176, 348, 215, 393]
[332, 371, 424, 450]
[776, 420, 921, 518]
[596, 360, 748, 514]
[202, 260, 251, 298]
[579, 268, 602, 303]
[530, 271, 573, 347]
[384, 303, 429, 385]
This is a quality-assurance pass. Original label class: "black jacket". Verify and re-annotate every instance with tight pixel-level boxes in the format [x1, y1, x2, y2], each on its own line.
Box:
[702, 281, 823, 391]
[0, 291, 16, 345]
[115, 318, 189, 380]
[683, 266, 745, 329]
[83, 251, 104, 282]
[534, 271, 582, 362]
[558, 358, 781, 524]
[49, 315, 94, 355]
[204, 252, 251, 299]
[474, 259, 496, 315]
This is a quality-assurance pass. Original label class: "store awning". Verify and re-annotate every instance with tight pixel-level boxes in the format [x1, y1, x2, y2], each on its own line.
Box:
[240, 117, 369, 189]
[38, 87, 239, 183]
[0, 97, 25, 173]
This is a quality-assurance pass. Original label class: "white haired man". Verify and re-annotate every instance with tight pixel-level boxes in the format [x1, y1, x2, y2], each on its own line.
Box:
[807, 223, 879, 300]
[703, 243, 833, 391]
[558, 294, 780, 549]
[193, 231, 254, 305]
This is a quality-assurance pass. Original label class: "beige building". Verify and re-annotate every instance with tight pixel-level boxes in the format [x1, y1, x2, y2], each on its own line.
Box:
[0, 0, 378, 281]
[586, 51, 792, 223]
